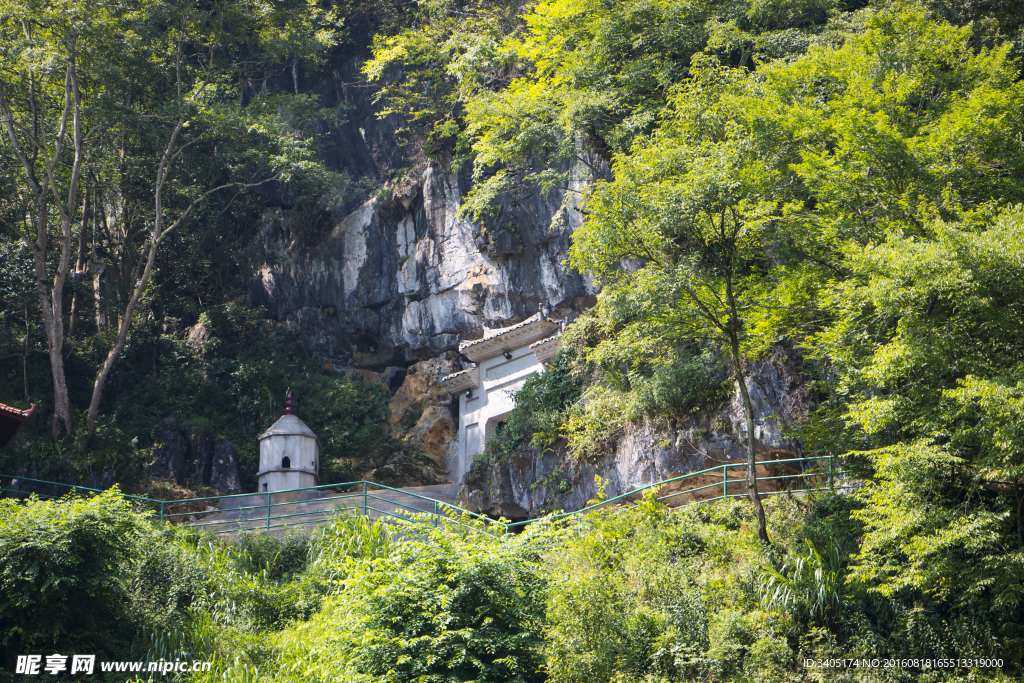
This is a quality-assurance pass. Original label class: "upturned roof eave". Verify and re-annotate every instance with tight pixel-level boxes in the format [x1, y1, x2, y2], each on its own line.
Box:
[459, 318, 560, 362]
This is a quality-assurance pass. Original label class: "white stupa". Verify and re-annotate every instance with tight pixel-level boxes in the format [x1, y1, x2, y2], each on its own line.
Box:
[257, 390, 319, 496]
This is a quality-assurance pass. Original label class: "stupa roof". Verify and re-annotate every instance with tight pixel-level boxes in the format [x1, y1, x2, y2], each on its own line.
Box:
[259, 414, 319, 443]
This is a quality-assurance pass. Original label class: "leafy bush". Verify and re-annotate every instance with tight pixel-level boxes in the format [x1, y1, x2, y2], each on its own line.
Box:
[187, 534, 323, 633]
[274, 517, 548, 683]
[545, 504, 711, 683]
[759, 541, 844, 626]
[128, 525, 211, 633]
[0, 491, 150, 673]
[306, 510, 392, 587]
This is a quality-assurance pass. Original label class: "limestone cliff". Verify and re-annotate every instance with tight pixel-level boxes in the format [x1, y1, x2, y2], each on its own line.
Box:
[247, 62, 597, 366]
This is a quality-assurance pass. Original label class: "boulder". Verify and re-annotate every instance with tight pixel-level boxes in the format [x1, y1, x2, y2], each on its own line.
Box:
[210, 439, 242, 494]
[386, 360, 452, 431]
[187, 322, 211, 345]
[404, 405, 455, 470]
[368, 457, 450, 488]
[187, 426, 215, 487]
[79, 465, 115, 491]
[151, 418, 186, 484]
[151, 419, 241, 493]
[459, 459, 530, 520]
[387, 358, 461, 476]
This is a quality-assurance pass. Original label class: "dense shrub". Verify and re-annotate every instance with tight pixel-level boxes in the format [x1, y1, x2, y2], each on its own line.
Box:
[3, 489, 1022, 682]
[0, 491, 152, 676]
[274, 517, 548, 683]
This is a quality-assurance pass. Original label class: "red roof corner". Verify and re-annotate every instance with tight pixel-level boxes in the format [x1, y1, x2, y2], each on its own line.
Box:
[0, 402, 35, 448]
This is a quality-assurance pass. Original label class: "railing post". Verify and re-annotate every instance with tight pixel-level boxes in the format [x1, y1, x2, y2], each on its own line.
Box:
[363, 482, 368, 517]
[433, 500, 438, 528]
[266, 491, 272, 531]
[829, 456, 835, 493]
[160, 501, 164, 522]
[722, 465, 727, 500]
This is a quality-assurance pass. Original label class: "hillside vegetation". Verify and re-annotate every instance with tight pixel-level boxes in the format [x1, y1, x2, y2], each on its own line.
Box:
[1, 487, 1019, 682]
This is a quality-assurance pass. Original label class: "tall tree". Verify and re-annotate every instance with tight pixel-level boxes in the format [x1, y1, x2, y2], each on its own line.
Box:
[81, 0, 338, 439]
[570, 57, 799, 545]
[0, 0, 104, 435]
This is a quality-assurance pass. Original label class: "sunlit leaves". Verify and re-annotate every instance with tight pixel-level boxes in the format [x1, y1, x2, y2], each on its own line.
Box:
[848, 441, 1024, 613]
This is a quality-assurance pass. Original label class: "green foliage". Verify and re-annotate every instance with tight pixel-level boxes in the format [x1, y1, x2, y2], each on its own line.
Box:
[305, 510, 392, 587]
[759, 541, 844, 625]
[363, 0, 523, 158]
[0, 491, 150, 665]
[557, 294, 734, 458]
[366, 0, 849, 225]
[545, 504, 712, 683]
[188, 534, 323, 632]
[460, 0, 851, 219]
[272, 517, 548, 683]
[800, 206, 1024, 654]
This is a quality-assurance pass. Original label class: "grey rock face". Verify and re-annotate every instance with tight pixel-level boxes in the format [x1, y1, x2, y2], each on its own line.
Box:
[150, 419, 241, 493]
[187, 427, 215, 488]
[249, 162, 598, 362]
[210, 440, 242, 494]
[245, 59, 600, 364]
[488, 229, 520, 257]
[460, 346, 820, 519]
[151, 418, 186, 484]
[78, 465, 115, 491]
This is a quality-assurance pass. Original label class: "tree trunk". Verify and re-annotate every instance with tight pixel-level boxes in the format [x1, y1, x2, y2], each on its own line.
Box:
[734, 359, 769, 545]
[85, 238, 158, 437]
[26, 190, 73, 435]
[1016, 479, 1022, 550]
[93, 259, 105, 331]
[724, 264, 770, 546]
[23, 305, 30, 399]
[730, 336, 769, 546]
[33, 229, 73, 437]
[69, 193, 89, 336]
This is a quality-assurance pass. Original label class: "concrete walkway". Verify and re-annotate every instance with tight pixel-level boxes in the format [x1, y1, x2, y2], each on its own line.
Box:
[185, 484, 462, 537]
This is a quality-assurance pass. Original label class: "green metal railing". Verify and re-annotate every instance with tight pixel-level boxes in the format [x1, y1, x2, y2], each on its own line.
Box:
[0, 475, 488, 534]
[502, 453, 854, 529]
[0, 454, 854, 534]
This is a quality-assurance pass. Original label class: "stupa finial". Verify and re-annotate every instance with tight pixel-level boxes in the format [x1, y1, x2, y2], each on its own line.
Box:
[284, 389, 295, 415]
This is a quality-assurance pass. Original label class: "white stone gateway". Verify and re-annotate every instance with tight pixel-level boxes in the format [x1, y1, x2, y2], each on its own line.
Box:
[257, 390, 320, 497]
[441, 310, 563, 483]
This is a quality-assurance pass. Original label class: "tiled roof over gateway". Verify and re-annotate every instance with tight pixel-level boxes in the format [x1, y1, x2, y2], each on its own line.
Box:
[458, 314, 560, 363]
